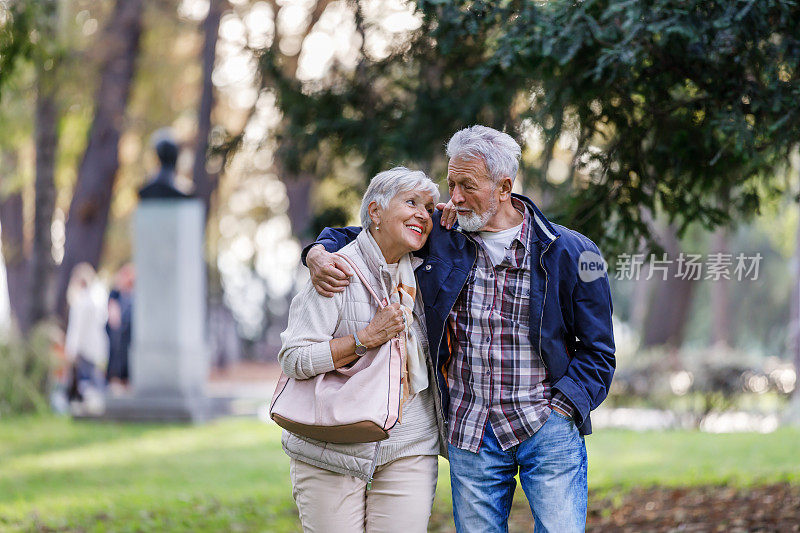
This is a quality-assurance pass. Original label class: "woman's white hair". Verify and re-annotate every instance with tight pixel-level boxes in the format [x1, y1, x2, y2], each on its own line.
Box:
[360, 167, 440, 230]
[446, 125, 521, 185]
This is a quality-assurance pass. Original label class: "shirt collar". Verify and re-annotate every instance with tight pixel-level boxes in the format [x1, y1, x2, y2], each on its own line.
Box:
[511, 197, 533, 253]
[469, 197, 532, 268]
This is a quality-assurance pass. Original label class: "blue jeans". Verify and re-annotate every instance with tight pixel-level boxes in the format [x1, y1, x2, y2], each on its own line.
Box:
[448, 411, 587, 533]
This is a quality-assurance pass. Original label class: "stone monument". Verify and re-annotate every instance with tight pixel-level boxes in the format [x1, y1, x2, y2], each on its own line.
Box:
[104, 131, 211, 422]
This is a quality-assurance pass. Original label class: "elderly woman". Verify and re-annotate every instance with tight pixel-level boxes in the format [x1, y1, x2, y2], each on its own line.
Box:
[278, 167, 447, 533]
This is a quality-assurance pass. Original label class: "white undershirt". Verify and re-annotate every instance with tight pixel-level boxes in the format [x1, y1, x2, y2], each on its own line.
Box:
[385, 262, 399, 282]
[479, 223, 523, 266]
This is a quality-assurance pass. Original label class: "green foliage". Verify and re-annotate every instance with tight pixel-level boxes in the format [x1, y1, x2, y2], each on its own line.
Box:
[310, 205, 351, 241]
[261, 0, 526, 183]
[0, 325, 56, 416]
[263, 0, 800, 253]
[511, 0, 800, 251]
[0, 0, 38, 101]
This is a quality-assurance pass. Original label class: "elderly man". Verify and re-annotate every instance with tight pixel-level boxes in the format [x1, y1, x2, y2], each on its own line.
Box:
[303, 125, 615, 532]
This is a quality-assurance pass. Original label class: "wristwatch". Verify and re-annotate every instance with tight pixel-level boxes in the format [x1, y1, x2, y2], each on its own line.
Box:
[353, 331, 368, 356]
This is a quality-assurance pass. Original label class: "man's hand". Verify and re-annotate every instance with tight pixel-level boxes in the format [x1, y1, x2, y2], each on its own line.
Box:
[306, 245, 352, 297]
[436, 200, 458, 230]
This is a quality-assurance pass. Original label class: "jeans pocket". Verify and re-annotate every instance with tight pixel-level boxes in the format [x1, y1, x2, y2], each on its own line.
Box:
[551, 409, 573, 422]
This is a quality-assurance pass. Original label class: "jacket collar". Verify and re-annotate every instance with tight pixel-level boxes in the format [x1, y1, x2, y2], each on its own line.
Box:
[511, 193, 560, 244]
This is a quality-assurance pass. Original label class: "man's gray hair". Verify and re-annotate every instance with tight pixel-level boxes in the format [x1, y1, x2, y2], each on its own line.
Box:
[360, 166, 440, 230]
[446, 125, 521, 184]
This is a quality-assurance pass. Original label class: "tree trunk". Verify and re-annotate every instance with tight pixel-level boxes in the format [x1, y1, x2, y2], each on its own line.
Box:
[30, 11, 59, 329]
[788, 172, 800, 424]
[193, 0, 225, 217]
[264, 0, 333, 244]
[284, 173, 314, 246]
[55, 0, 144, 322]
[641, 277, 698, 349]
[641, 224, 698, 356]
[0, 164, 28, 333]
[630, 275, 652, 334]
[710, 228, 731, 347]
[792, 226, 800, 366]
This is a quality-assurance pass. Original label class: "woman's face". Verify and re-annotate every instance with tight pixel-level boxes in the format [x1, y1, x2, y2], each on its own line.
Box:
[372, 189, 435, 262]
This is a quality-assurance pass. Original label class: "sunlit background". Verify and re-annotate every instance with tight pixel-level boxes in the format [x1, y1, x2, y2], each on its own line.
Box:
[1, 0, 798, 414]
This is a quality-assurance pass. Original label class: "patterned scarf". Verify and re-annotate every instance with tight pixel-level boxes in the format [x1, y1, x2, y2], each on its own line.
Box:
[390, 253, 429, 400]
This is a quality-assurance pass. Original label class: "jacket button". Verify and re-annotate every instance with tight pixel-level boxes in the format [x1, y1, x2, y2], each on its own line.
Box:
[425, 265, 432, 271]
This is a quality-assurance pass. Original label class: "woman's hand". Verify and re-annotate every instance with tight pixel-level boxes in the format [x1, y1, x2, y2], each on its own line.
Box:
[358, 303, 404, 348]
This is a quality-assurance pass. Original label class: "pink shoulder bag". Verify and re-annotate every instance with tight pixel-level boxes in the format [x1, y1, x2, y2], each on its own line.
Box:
[269, 253, 405, 444]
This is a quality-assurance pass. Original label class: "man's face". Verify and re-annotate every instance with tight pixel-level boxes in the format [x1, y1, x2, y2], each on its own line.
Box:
[446, 155, 499, 232]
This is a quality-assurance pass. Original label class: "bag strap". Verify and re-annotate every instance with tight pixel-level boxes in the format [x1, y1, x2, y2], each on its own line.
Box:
[333, 253, 386, 309]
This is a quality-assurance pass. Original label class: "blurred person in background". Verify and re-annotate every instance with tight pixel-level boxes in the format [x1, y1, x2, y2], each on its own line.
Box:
[65, 262, 109, 411]
[106, 263, 134, 395]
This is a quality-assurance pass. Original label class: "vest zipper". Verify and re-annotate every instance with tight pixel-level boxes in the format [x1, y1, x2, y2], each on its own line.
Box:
[366, 441, 381, 490]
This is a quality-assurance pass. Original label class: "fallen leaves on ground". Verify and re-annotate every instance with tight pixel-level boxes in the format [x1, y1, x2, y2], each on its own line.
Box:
[431, 483, 800, 532]
[585, 483, 800, 533]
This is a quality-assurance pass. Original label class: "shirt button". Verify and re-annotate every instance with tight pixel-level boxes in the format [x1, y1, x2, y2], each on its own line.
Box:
[424, 264, 432, 271]
[485, 336, 491, 342]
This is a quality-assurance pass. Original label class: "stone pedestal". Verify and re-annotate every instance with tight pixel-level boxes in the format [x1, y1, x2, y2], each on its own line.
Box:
[104, 198, 211, 422]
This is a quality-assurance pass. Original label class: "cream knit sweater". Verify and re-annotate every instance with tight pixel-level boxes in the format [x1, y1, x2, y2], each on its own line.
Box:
[278, 230, 443, 474]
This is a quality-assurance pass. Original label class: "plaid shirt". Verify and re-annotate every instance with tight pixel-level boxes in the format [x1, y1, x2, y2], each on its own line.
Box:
[447, 198, 574, 452]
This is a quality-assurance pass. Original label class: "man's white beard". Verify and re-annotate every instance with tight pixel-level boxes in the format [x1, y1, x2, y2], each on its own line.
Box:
[456, 197, 498, 232]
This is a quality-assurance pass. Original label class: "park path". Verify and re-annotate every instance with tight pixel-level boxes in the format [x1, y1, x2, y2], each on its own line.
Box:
[205, 361, 781, 433]
[205, 361, 282, 419]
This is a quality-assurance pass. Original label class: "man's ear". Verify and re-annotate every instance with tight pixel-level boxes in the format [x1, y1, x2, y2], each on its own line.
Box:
[497, 177, 514, 200]
[368, 201, 381, 227]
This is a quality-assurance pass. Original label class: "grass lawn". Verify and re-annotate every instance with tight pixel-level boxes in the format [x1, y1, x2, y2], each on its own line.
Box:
[1, 415, 798, 532]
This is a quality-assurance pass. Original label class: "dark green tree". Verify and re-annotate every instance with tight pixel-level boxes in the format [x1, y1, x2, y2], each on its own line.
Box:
[0, 1, 38, 99]
[263, 0, 525, 193]
[263, 0, 800, 253]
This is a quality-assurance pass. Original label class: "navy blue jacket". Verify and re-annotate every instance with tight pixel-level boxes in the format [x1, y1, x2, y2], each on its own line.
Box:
[303, 193, 616, 435]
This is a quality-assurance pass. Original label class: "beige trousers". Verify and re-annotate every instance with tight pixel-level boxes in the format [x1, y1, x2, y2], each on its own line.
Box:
[290, 455, 438, 533]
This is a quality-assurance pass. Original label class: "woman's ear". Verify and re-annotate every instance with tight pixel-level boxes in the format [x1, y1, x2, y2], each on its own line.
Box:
[368, 201, 381, 228]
